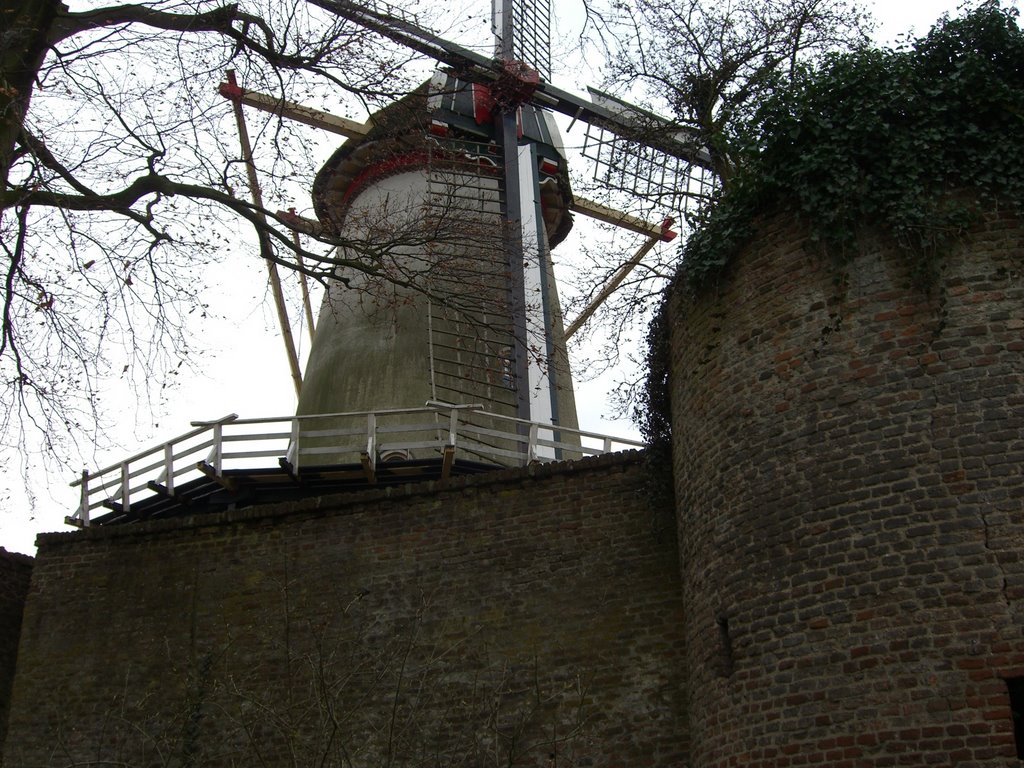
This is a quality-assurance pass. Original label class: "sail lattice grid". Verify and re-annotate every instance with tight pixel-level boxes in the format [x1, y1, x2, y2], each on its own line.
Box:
[492, 0, 551, 80]
[582, 124, 717, 216]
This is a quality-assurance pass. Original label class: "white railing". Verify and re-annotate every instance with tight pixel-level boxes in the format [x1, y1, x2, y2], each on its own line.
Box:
[67, 403, 644, 527]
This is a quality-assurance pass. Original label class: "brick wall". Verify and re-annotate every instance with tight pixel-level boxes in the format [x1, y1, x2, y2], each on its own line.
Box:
[3, 452, 688, 767]
[0, 548, 32, 758]
[670, 208, 1024, 766]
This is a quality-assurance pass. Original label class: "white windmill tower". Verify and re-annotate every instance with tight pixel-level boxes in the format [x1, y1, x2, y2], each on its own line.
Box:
[290, 0, 714, 456]
[295, 70, 580, 459]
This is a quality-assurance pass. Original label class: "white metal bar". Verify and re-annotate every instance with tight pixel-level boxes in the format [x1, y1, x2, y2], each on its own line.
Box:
[220, 430, 292, 442]
[299, 446, 365, 456]
[379, 440, 444, 451]
[528, 423, 539, 461]
[366, 413, 376, 464]
[448, 408, 459, 449]
[121, 456, 171, 482]
[455, 440, 525, 462]
[453, 423, 529, 444]
[69, 423, 214, 487]
[221, 449, 288, 461]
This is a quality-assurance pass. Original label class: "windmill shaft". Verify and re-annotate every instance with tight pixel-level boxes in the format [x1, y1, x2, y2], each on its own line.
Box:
[500, 109, 532, 424]
[498, 0, 515, 60]
[517, 144, 561, 427]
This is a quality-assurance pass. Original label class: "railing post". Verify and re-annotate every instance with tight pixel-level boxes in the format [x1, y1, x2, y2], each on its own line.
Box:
[366, 412, 376, 460]
[448, 408, 459, 449]
[527, 423, 539, 463]
[289, 417, 301, 472]
[79, 469, 91, 527]
[120, 461, 131, 514]
[603, 437, 612, 454]
[164, 442, 175, 494]
[211, 422, 224, 476]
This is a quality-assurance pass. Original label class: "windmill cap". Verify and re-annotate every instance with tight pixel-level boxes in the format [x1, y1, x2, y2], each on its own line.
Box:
[312, 73, 574, 249]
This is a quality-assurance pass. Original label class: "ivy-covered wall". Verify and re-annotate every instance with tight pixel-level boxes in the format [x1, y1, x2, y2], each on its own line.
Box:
[669, 206, 1024, 767]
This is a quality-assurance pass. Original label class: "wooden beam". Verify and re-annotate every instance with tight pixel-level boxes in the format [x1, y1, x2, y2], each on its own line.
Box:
[197, 461, 238, 492]
[147, 481, 177, 499]
[278, 457, 299, 484]
[570, 197, 677, 241]
[287, 216, 317, 343]
[276, 210, 325, 237]
[218, 82, 372, 138]
[440, 444, 455, 481]
[565, 234, 662, 340]
[360, 451, 377, 484]
[223, 71, 304, 399]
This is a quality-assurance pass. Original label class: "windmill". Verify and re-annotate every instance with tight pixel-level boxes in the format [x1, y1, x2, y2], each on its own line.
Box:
[66, 0, 715, 524]
[287, 0, 715, 439]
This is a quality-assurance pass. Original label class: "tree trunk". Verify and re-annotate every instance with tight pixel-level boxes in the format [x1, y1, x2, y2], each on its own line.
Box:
[1, 0, 60, 193]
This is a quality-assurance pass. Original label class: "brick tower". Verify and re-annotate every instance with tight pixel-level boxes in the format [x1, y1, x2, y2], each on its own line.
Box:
[670, 209, 1024, 766]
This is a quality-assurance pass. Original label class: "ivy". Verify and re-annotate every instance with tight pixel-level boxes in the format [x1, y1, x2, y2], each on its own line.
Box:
[639, 1, 1024, 455]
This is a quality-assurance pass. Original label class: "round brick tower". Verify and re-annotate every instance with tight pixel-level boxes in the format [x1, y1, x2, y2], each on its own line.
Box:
[670, 208, 1024, 766]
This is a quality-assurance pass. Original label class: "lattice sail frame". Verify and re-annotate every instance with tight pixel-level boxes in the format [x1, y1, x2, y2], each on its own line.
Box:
[581, 89, 718, 216]
[581, 126, 717, 216]
[492, 0, 552, 79]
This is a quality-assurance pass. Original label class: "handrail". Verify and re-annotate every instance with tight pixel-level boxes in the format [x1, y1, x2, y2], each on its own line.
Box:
[67, 404, 644, 527]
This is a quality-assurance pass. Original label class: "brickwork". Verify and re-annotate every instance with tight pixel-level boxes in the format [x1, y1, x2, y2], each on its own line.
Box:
[0, 548, 32, 758]
[3, 452, 687, 767]
[670, 208, 1024, 766]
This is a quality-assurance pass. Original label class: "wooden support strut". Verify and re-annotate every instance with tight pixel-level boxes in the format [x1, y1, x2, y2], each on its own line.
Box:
[570, 197, 678, 242]
[564, 219, 674, 340]
[287, 210, 317, 343]
[197, 461, 238, 492]
[216, 84, 373, 139]
[222, 71, 304, 399]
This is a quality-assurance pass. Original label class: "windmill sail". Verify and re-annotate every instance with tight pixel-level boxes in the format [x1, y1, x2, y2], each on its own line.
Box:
[493, 0, 552, 79]
[309, 0, 711, 169]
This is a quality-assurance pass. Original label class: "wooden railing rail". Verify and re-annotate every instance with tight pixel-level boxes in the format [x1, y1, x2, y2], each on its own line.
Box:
[68, 405, 644, 527]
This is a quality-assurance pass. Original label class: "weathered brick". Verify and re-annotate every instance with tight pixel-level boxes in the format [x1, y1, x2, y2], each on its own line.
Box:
[4, 453, 687, 767]
[671, 209, 1024, 767]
